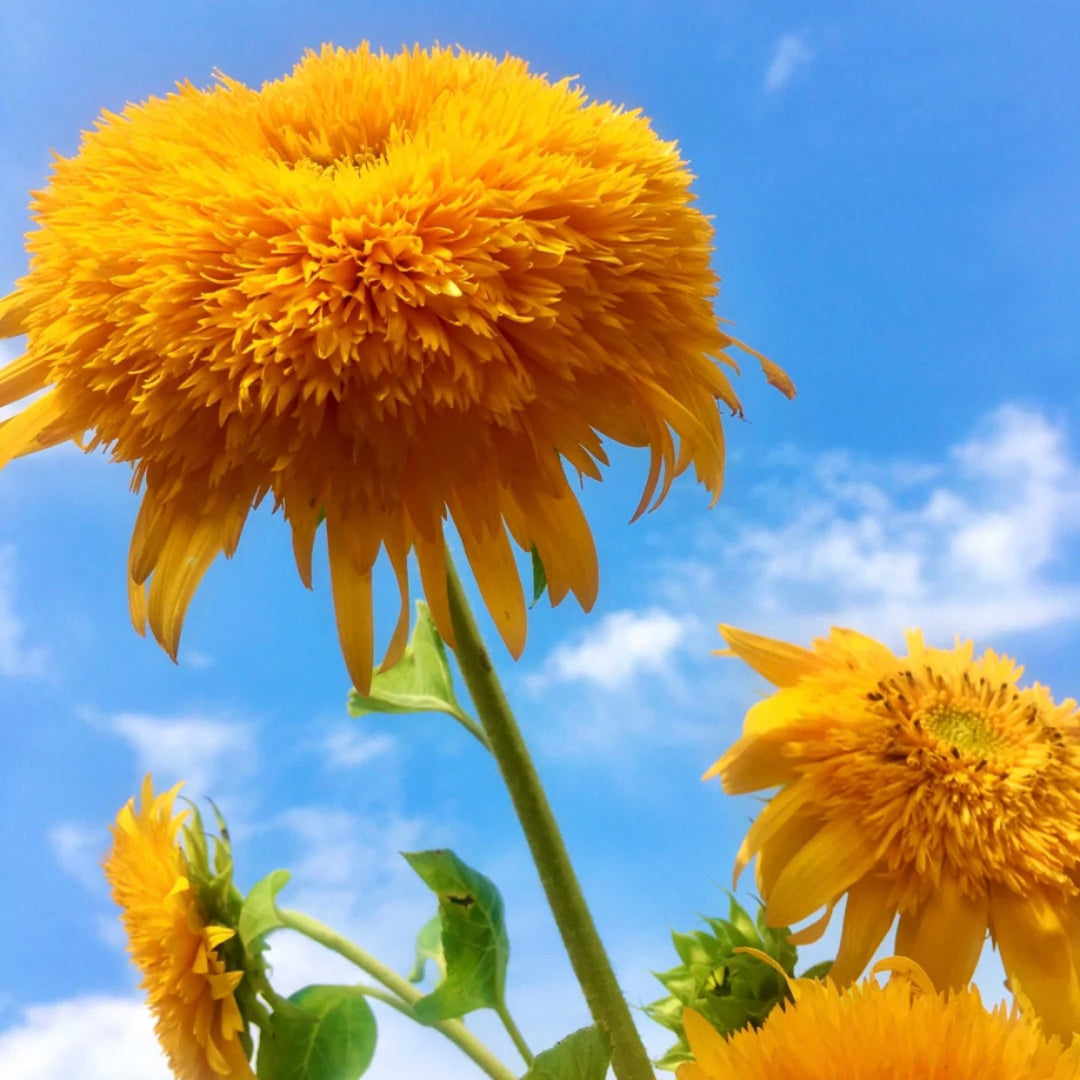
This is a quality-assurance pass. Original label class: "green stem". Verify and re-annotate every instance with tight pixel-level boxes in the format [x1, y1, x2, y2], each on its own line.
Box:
[279, 908, 518, 1080]
[495, 1003, 534, 1067]
[445, 557, 655, 1080]
[447, 706, 493, 751]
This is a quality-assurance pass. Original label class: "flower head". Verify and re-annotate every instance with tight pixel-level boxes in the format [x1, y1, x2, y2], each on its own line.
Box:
[709, 625, 1080, 1039]
[677, 961, 1080, 1080]
[103, 776, 254, 1080]
[0, 43, 791, 691]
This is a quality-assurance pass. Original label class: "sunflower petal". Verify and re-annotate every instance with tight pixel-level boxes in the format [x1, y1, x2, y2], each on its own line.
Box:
[990, 882, 1080, 1040]
[894, 876, 988, 991]
[829, 873, 897, 985]
[766, 815, 879, 928]
[717, 625, 822, 687]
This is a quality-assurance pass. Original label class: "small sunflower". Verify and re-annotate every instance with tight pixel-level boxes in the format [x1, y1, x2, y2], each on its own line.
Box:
[103, 776, 254, 1080]
[708, 625, 1080, 1039]
[677, 961, 1080, 1080]
[0, 43, 791, 691]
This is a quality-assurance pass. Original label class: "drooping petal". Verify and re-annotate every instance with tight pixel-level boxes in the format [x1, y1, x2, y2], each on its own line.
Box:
[894, 877, 989, 991]
[766, 816, 879, 928]
[829, 873, 897, 986]
[990, 883, 1080, 1041]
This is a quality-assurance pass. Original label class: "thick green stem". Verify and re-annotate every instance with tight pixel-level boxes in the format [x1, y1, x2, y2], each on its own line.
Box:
[279, 908, 518, 1080]
[445, 557, 656, 1080]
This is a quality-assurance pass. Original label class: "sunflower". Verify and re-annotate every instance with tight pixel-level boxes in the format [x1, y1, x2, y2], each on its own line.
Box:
[103, 776, 254, 1080]
[0, 44, 791, 691]
[708, 625, 1080, 1039]
[677, 960, 1080, 1080]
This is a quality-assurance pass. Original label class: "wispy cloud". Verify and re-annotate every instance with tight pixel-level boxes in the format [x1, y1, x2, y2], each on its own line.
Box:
[673, 403, 1080, 646]
[764, 33, 814, 94]
[105, 711, 256, 795]
[0, 997, 170, 1080]
[48, 822, 107, 891]
[0, 546, 46, 677]
[321, 725, 395, 769]
[529, 609, 691, 691]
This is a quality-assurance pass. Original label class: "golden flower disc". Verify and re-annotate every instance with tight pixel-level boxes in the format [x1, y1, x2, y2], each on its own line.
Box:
[0, 43, 791, 690]
[103, 777, 254, 1080]
[677, 965, 1080, 1080]
[709, 625, 1080, 1038]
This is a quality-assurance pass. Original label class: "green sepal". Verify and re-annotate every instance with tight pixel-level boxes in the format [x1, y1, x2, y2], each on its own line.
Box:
[407, 913, 447, 985]
[402, 849, 509, 1023]
[256, 985, 377, 1080]
[239, 869, 291, 950]
[530, 547, 548, 607]
[799, 960, 834, 981]
[523, 1025, 612, 1080]
[646, 895, 801, 1071]
[347, 601, 471, 724]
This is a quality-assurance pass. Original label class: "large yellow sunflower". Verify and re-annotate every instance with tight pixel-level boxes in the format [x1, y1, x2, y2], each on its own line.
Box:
[677, 962, 1080, 1080]
[0, 43, 791, 691]
[708, 625, 1080, 1040]
[103, 776, 254, 1080]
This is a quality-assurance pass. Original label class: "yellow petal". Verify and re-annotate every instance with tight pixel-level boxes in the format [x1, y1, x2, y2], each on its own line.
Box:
[0, 290, 30, 337]
[717, 625, 822, 687]
[894, 876, 988, 990]
[755, 809, 823, 897]
[731, 778, 814, 887]
[456, 517, 527, 659]
[830, 873, 897, 985]
[766, 815, 879, 928]
[0, 392, 70, 470]
[787, 901, 836, 946]
[681, 1009, 726, 1076]
[326, 510, 378, 695]
[0, 352, 49, 409]
[704, 729, 798, 793]
[990, 882, 1080, 1040]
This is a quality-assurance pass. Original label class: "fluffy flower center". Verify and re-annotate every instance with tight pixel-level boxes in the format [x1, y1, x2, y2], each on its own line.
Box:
[797, 649, 1080, 905]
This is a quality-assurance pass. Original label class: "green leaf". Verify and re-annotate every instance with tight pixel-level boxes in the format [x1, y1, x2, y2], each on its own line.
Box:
[256, 985, 376, 1080]
[530, 547, 548, 607]
[407, 913, 447, 985]
[523, 1026, 612, 1080]
[799, 960, 834, 981]
[347, 601, 469, 723]
[239, 869, 291, 950]
[402, 849, 509, 1023]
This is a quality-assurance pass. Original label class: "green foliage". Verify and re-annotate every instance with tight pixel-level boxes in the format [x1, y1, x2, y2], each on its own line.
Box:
[523, 1026, 612, 1080]
[645, 895, 829, 1071]
[402, 849, 510, 1023]
[256, 985, 377, 1080]
[530, 547, 548, 607]
[346, 601, 473, 725]
[408, 913, 447, 985]
[239, 869, 292, 950]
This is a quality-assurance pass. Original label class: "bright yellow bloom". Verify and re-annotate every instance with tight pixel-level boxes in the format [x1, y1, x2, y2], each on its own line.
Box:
[103, 777, 254, 1080]
[0, 44, 791, 691]
[677, 962, 1080, 1080]
[709, 625, 1080, 1040]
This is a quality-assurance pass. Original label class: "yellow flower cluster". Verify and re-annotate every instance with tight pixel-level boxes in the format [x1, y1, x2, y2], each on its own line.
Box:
[695, 624, 1080, 1073]
[104, 778, 253, 1080]
[0, 41, 790, 694]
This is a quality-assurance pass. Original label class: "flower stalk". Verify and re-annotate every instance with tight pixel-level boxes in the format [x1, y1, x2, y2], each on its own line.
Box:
[279, 908, 517, 1080]
[445, 554, 656, 1080]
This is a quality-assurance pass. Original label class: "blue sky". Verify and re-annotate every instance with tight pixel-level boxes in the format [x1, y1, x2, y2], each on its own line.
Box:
[1, 1, 1079, 1076]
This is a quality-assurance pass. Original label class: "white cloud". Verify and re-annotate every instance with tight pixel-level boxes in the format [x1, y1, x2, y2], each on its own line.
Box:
[322, 726, 395, 769]
[764, 33, 814, 93]
[530, 609, 690, 691]
[48, 822, 107, 891]
[0, 545, 46, 677]
[0, 997, 170, 1080]
[676, 403, 1080, 646]
[106, 711, 256, 796]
